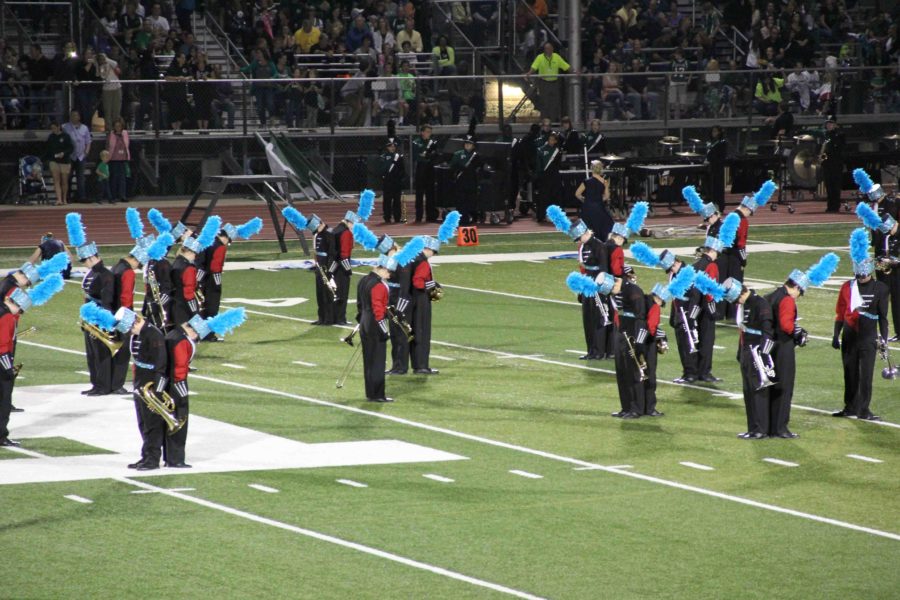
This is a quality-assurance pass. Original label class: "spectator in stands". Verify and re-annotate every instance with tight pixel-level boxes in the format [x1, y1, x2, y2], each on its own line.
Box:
[295, 19, 321, 53]
[525, 42, 572, 122]
[346, 15, 373, 52]
[625, 58, 659, 119]
[180, 32, 197, 58]
[373, 17, 396, 53]
[97, 53, 122, 132]
[602, 61, 632, 120]
[785, 61, 818, 113]
[63, 110, 91, 204]
[226, 1, 253, 53]
[373, 61, 405, 124]
[303, 69, 323, 128]
[241, 50, 278, 127]
[396, 18, 423, 53]
[433, 36, 456, 76]
[101, 5, 120, 38]
[448, 60, 485, 125]
[176, 0, 196, 33]
[211, 64, 236, 129]
[668, 47, 690, 118]
[134, 49, 159, 130]
[471, 1, 499, 46]
[106, 117, 130, 203]
[397, 40, 417, 69]
[165, 52, 193, 130]
[23, 44, 53, 129]
[134, 19, 155, 51]
[754, 73, 784, 116]
[192, 53, 214, 130]
[120, 2, 143, 42]
[616, 1, 639, 29]
[284, 66, 305, 128]
[355, 37, 378, 64]
[396, 59, 416, 125]
[147, 3, 170, 35]
[339, 61, 371, 127]
[45, 120, 73, 206]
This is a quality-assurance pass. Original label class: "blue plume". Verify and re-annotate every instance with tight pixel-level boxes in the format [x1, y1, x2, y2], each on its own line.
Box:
[147, 208, 173, 234]
[438, 211, 461, 243]
[282, 206, 308, 231]
[236, 217, 263, 239]
[352, 222, 379, 251]
[693, 271, 726, 302]
[853, 168, 874, 193]
[806, 252, 840, 287]
[682, 185, 705, 215]
[125, 207, 144, 240]
[65, 213, 86, 247]
[855, 202, 884, 231]
[565, 272, 599, 296]
[28, 273, 64, 306]
[395, 236, 425, 267]
[753, 180, 777, 209]
[849, 228, 870, 265]
[625, 201, 649, 234]
[546, 204, 571, 234]
[630, 242, 660, 267]
[147, 233, 174, 261]
[206, 307, 247, 336]
[718, 212, 741, 248]
[358, 189, 376, 222]
[668, 265, 696, 299]
[36, 252, 70, 278]
[196, 216, 222, 251]
[79, 301, 118, 330]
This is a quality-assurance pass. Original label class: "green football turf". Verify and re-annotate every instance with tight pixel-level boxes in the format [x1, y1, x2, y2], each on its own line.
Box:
[1, 223, 898, 599]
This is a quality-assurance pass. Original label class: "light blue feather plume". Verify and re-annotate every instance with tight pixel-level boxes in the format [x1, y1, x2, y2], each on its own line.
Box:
[147, 233, 174, 261]
[29, 273, 64, 306]
[282, 206, 308, 231]
[65, 213, 87, 247]
[852, 168, 874, 193]
[206, 307, 247, 336]
[235, 217, 263, 239]
[36, 252, 70, 278]
[682, 186, 705, 215]
[79, 301, 118, 330]
[753, 180, 777, 209]
[437, 211, 461, 243]
[806, 253, 840, 287]
[625, 201, 649, 234]
[196, 216, 222, 251]
[546, 205, 571, 234]
[566, 272, 599, 296]
[855, 202, 884, 231]
[147, 208, 173, 234]
[125, 207, 144, 240]
[395, 236, 426, 267]
[718, 212, 741, 248]
[667, 265, 697, 299]
[352, 222, 379, 250]
[629, 242, 660, 267]
[358, 189, 376, 222]
[693, 271, 726, 302]
[849, 228, 870, 265]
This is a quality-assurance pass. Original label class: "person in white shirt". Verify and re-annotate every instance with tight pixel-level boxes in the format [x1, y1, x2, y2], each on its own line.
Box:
[62, 110, 92, 203]
[101, 5, 120, 36]
[785, 61, 819, 113]
[147, 3, 170, 34]
[97, 53, 122, 132]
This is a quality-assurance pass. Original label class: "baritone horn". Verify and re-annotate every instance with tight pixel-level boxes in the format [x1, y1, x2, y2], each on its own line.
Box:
[79, 320, 123, 355]
[139, 382, 186, 434]
[429, 284, 444, 302]
[875, 256, 900, 275]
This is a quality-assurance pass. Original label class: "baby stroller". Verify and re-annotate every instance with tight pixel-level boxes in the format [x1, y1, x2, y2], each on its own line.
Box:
[18, 155, 51, 205]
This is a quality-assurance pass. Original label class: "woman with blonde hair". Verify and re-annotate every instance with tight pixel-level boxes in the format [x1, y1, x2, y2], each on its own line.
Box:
[575, 160, 614, 239]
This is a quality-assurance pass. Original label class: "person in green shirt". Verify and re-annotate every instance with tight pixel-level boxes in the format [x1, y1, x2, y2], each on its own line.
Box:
[432, 36, 456, 75]
[96, 149, 112, 204]
[449, 135, 480, 225]
[397, 60, 416, 125]
[754, 74, 784, 116]
[524, 42, 571, 121]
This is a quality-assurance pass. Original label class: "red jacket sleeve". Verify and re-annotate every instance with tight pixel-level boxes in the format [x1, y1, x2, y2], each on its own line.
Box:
[339, 230, 353, 259]
[836, 281, 858, 330]
[119, 269, 135, 310]
[0, 313, 17, 355]
[412, 261, 432, 290]
[173, 338, 192, 382]
[609, 247, 624, 277]
[209, 244, 228, 274]
[182, 265, 197, 300]
[372, 282, 389, 321]
[778, 295, 796, 336]
[703, 262, 719, 302]
[647, 303, 660, 336]
[735, 218, 749, 249]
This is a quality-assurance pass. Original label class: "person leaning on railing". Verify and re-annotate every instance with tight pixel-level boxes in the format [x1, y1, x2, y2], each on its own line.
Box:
[524, 42, 571, 122]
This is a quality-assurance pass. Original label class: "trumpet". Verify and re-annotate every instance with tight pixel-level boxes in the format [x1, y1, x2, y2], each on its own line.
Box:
[750, 345, 776, 390]
[341, 324, 360, 346]
[876, 256, 900, 275]
[387, 306, 414, 342]
[623, 334, 648, 382]
[316, 262, 338, 302]
[139, 382, 186, 434]
[80, 319, 123, 355]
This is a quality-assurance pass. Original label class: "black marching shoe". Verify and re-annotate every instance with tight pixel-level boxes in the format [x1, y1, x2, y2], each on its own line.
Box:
[81, 387, 98, 395]
[310, 320, 322, 325]
[777, 431, 800, 439]
[414, 368, 439, 375]
[385, 369, 407, 375]
[10, 405, 23, 412]
[86, 389, 107, 396]
[831, 409, 854, 417]
[127, 459, 145, 469]
[165, 462, 192, 468]
[737, 432, 751, 439]
[673, 376, 696, 384]
[136, 461, 159, 471]
[746, 432, 767, 440]
[579, 354, 598, 360]
[368, 397, 394, 403]
[646, 410, 664, 417]
[699, 375, 722, 383]
[620, 412, 641, 419]
[610, 411, 624, 418]
[111, 387, 130, 395]
[335, 320, 351, 326]
[0, 437, 21, 447]
[888, 334, 899, 342]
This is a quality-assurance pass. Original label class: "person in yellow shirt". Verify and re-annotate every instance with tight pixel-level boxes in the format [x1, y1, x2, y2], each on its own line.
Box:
[294, 19, 321, 53]
[433, 35, 456, 75]
[754, 74, 784, 116]
[616, 0, 638, 27]
[525, 42, 571, 121]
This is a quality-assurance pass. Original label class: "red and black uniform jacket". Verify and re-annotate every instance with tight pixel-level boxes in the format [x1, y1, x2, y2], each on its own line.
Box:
[767, 286, 799, 345]
[313, 227, 336, 270]
[171, 255, 200, 315]
[411, 257, 437, 295]
[707, 212, 749, 265]
[835, 278, 889, 342]
[130, 323, 168, 392]
[692, 253, 720, 317]
[668, 266, 701, 330]
[871, 197, 900, 260]
[0, 305, 20, 379]
[199, 238, 228, 287]
[82, 261, 115, 310]
[330, 223, 353, 273]
[165, 327, 196, 399]
[388, 263, 413, 314]
[111, 258, 136, 311]
[0, 274, 20, 299]
[143, 258, 173, 311]
[604, 240, 625, 278]
[578, 235, 608, 277]
[738, 291, 775, 358]
[357, 271, 390, 337]
[645, 296, 666, 342]
[617, 280, 649, 345]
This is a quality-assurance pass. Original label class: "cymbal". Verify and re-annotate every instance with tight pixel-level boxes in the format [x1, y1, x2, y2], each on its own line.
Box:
[659, 136, 680, 145]
[685, 138, 702, 144]
[793, 134, 815, 142]
[675, 151, 701, 157]
[791, 149, 820, 187]
[599, 154, 624, 161]
[884, 134, 900, 140]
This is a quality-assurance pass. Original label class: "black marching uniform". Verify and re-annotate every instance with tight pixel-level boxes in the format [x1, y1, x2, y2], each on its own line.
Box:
[449, 146, 480, 225]
[356, 271, 391, 400]
[692, 253, 720, 380]
[669, 268, 701, 381]
[412, 135, 438, 222]
[164, 327, 195, 466]
[387, 262, 413, 373]
[410, 255, 437, 372]
[643, 296, 666, 416]
[560, 127, 583, 154]
[312, 226, 336, 325]
[706, 137, 728, 212]
[110, 258, 136, 391]
[130, 323, 168, 466]
[578, 235, 609, 359]
[534, 143, 562, 222]
[872, 197, 900, 339]
[38, 238, 71, 279]
[766, 286, 802, 436]
[82, 261, 115, 394]
[170, 255, 200, 327]
[198, 237, 229, 323]
[613, 280, 648, 417]
[330, 222, 354, 324]
[737, 291, 775, 437]
[380, 147, 406, 223]
[583, 129, 607, 156]
[142, 257, 173, 331]
[822, 126, 846, 212]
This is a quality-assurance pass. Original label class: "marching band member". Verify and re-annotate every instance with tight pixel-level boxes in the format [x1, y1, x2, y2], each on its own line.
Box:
[199, 217, 263, 334]
[3, 252, 69, 299]
[767, 254, 841, 438]
[822, 115, 846, 213]
[170, 216, 222, 327]
[832, 229, 890, 421]
[147, 208, 193, 246]
[854, 169, 900, 341]
[283, 208, 338, 326]
[0, 268, 32, 299]
[379, 128, 406, 224]
[0, 275, 64, 446]
[604, 202, 650, 357]
[410, 212, 461, 375]
[332, 191, 375, 325]
[357, 255, 396, 402]
[412, 123, 438, 223]
[534, 131, 562, 224]
[388, 237, 425, 375]
[582, 118, 607, 156]
[547, 204, 609, 360]
[449, 128, 480, 226]
[67, 212, 116, 396]
[141, 234, 175, 331]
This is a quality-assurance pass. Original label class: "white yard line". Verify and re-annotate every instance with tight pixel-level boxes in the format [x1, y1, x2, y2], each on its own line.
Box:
[64, 494, 93, 504]
[292, 360, 317, 367]
[429, 355, 456, 362]
[336, 479, 368, 488]
[3, 446, 45, 459]
[117, 477, 545, 600]
[573, 465, 633, 471]
[248, 483, 280, 493]
[679, 462, 715, 471]
[763, 458, 800, 468]
[221, 363, 246, 370]
[846, 454, 883, 464]
[509, 470, 543, 479]
[423, 474, 455, 483]
[131, 487, 196, 494]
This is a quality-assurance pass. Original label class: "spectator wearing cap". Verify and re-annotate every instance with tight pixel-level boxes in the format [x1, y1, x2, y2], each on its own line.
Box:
[524, 42, 571, 122]
[396, 18, 423, 53]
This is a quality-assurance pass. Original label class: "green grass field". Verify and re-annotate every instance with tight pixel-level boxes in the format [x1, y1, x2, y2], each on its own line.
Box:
[1, 224, 898, 599]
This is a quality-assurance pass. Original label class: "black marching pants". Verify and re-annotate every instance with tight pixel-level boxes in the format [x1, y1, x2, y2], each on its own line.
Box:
[314, 269, 335, 325]
[415, 165, 436, 221]
[0, 375, 13, 438]
[696, 310, 717, 378]
[852, 336, 878, 418]
[361, 328, 386, 400]
[674, 322, 698, 379]
[643, 341, 658, 414]
[839, 328, 859, 413]
[768, 342, 795, 435]
[333, 269, 351, 324]
[111, 333, 131, 391]
[740, 350, 769, 435]
[84, 331, 113, 393]
[581, 295, 605, 357]
[615, 333, 644, 415]
[383, 184, 403, 223]
[410, 290, 432, 370]
[824, 164, 843, 212]
[876, 269, 900, 338]
[164, 387, 189, 465]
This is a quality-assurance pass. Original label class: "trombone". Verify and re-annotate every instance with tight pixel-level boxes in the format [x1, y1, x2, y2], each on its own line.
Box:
[79, 320, 123, 355]
[341, 324, 360, 346]
[387, 306, 414, 342]
[139, 382, 186, 434]
[336, 343, 362, 389]
[145, 267, 167, 328]
[16, 326, 36, 338]
[750, 345, 777, 390]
